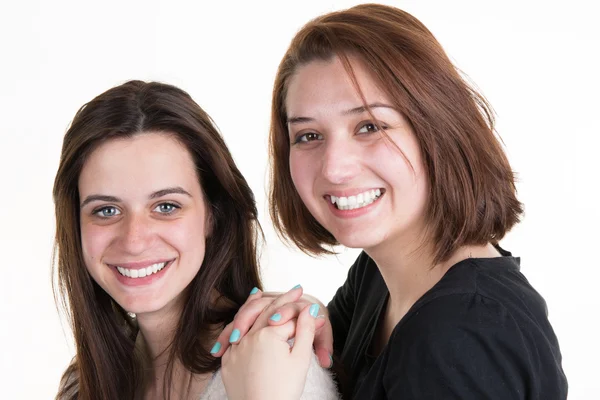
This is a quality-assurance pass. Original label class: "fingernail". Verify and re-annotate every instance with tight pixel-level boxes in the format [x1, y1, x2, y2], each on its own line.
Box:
[269, 313, 282, 322]
[210, 342, 221, 354]
[249, 287, 259, 295]
[309, 303, 320, 318]
[291, 284, 302, 290]
[328, 354, 334, 368]
[229, 329, 241, 343]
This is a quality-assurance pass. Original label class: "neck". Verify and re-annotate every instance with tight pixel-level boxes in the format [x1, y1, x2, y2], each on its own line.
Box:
[135, 296, 194, 399]
[135, 292, 221, 400]
[366, 235, 500, 321]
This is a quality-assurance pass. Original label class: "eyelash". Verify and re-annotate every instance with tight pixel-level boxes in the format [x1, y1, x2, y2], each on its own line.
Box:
[93, 206, 121, 219]
[91, 202, 181, 219]
[153, 202, 180, 215]
[357, 122, 387, 134]
[293, 121, 387, 144]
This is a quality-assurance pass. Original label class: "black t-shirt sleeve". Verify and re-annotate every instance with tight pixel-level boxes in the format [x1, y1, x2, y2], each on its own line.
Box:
[384, 293, 542, 399]
[327, 254, 361, 356]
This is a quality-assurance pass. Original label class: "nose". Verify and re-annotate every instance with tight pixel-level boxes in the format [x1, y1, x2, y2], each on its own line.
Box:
[117, 212, 154, 256]
[321, 139, 361, 185]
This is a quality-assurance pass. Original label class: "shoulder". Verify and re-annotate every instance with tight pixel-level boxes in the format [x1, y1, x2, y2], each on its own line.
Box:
[383, 260, 566, 398]
[396, 256, 558, 360]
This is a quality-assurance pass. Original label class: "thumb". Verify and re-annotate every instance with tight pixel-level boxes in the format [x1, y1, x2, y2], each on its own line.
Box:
[290, 303, 319, 359]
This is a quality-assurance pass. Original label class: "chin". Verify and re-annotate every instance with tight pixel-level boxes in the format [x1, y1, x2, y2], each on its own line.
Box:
[114, 294, 169, 315]
[333, 231, 384, 250]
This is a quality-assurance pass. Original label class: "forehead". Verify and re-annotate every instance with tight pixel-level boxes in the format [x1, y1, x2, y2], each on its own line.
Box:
[78, 132, 199, 195]
[285, 56, 391, 116]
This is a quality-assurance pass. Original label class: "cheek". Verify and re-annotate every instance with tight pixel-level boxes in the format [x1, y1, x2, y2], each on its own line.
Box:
[167, 214, 207, 262]
[80, 223, 113, 269]
[289, 152, 313, 196]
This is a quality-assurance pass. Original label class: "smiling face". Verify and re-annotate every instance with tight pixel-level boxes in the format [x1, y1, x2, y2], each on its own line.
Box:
[78, 132, 209, 316]
[286, 56, 429, 252]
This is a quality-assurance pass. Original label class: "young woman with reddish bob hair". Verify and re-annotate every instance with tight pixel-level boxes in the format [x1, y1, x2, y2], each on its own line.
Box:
[216, 4, 567, 399]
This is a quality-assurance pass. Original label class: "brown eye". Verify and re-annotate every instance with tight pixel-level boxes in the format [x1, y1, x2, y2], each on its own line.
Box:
[357, 122, 386, 134]
[295, 132, 323, 143]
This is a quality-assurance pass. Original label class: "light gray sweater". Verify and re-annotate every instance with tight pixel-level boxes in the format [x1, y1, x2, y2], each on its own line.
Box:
[200, 352, 340, 400]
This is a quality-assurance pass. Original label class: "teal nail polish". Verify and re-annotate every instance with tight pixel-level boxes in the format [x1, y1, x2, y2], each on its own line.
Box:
[270, 313, 282, 322]
[249, 287, 259, 295]
[328, 354, 334, 368]
[210, 342, 221, 354]
[309, 303, 320, 318]
[292, 284, 302, 290]
[229, 329, 241, 343]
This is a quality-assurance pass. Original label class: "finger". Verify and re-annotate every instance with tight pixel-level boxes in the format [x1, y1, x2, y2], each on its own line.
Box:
[266, 301, 306, 326]
[210, 287, 264, 356]
[290, 303, 319, 361]
[262, 319, 298, 342]
[228, 297, 276, 344]
[248, 285, 304, 335]
[211, 320, 235, 357]
[313, 319, 334, 368]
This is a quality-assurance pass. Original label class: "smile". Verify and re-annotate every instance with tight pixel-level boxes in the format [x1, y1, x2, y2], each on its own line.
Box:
[329, 189, 383, 210]
[113, 260, 172, 278]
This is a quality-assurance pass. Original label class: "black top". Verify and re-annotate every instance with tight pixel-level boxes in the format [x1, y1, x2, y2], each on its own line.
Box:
[327, 248, 567, 399]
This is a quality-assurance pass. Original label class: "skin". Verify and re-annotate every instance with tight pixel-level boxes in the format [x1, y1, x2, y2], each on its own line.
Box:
[219, 56, 501, 398]
[78, 132, 213, 399]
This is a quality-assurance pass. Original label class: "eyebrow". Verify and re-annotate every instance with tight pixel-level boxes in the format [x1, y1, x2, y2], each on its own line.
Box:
[287, 102, 396, 125]
[80, 186, 192, 209]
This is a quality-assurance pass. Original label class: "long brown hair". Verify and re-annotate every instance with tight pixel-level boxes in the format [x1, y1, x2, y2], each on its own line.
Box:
[269, 4, 523, 264]
[53, 80, 262, 399]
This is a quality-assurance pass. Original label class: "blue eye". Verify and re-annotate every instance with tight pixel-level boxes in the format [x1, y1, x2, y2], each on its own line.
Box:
[94, 206, 121, 218]
[294, 132, 323, 144]
[154, 203, 180, 214]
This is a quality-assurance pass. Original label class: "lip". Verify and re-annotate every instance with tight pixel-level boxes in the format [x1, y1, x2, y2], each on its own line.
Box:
[111, 258, 175, 287]
[326, 191, 384, 219]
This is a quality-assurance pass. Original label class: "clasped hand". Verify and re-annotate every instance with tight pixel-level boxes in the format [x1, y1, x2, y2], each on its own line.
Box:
[213, 286, 334, 400]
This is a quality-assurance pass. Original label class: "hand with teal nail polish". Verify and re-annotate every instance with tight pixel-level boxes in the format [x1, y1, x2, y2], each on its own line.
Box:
[221, 303, 333, 400]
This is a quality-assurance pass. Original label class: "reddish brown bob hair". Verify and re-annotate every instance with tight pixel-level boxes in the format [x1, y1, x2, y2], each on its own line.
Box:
[269, 3, 523, 264]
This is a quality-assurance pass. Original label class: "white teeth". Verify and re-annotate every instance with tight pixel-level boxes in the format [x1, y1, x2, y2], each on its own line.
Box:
[330, 189, 383, 211]
[115, 262, 168, 279]
[348, 196, 357, 208]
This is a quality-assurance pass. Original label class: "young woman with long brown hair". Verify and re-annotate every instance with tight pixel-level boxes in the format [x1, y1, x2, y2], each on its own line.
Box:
[53, 80, 338, 399]
[214, 4, 567, 399]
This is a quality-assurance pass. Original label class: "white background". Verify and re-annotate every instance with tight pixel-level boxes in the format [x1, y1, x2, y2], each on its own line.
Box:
[1, 0, 598, 398]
